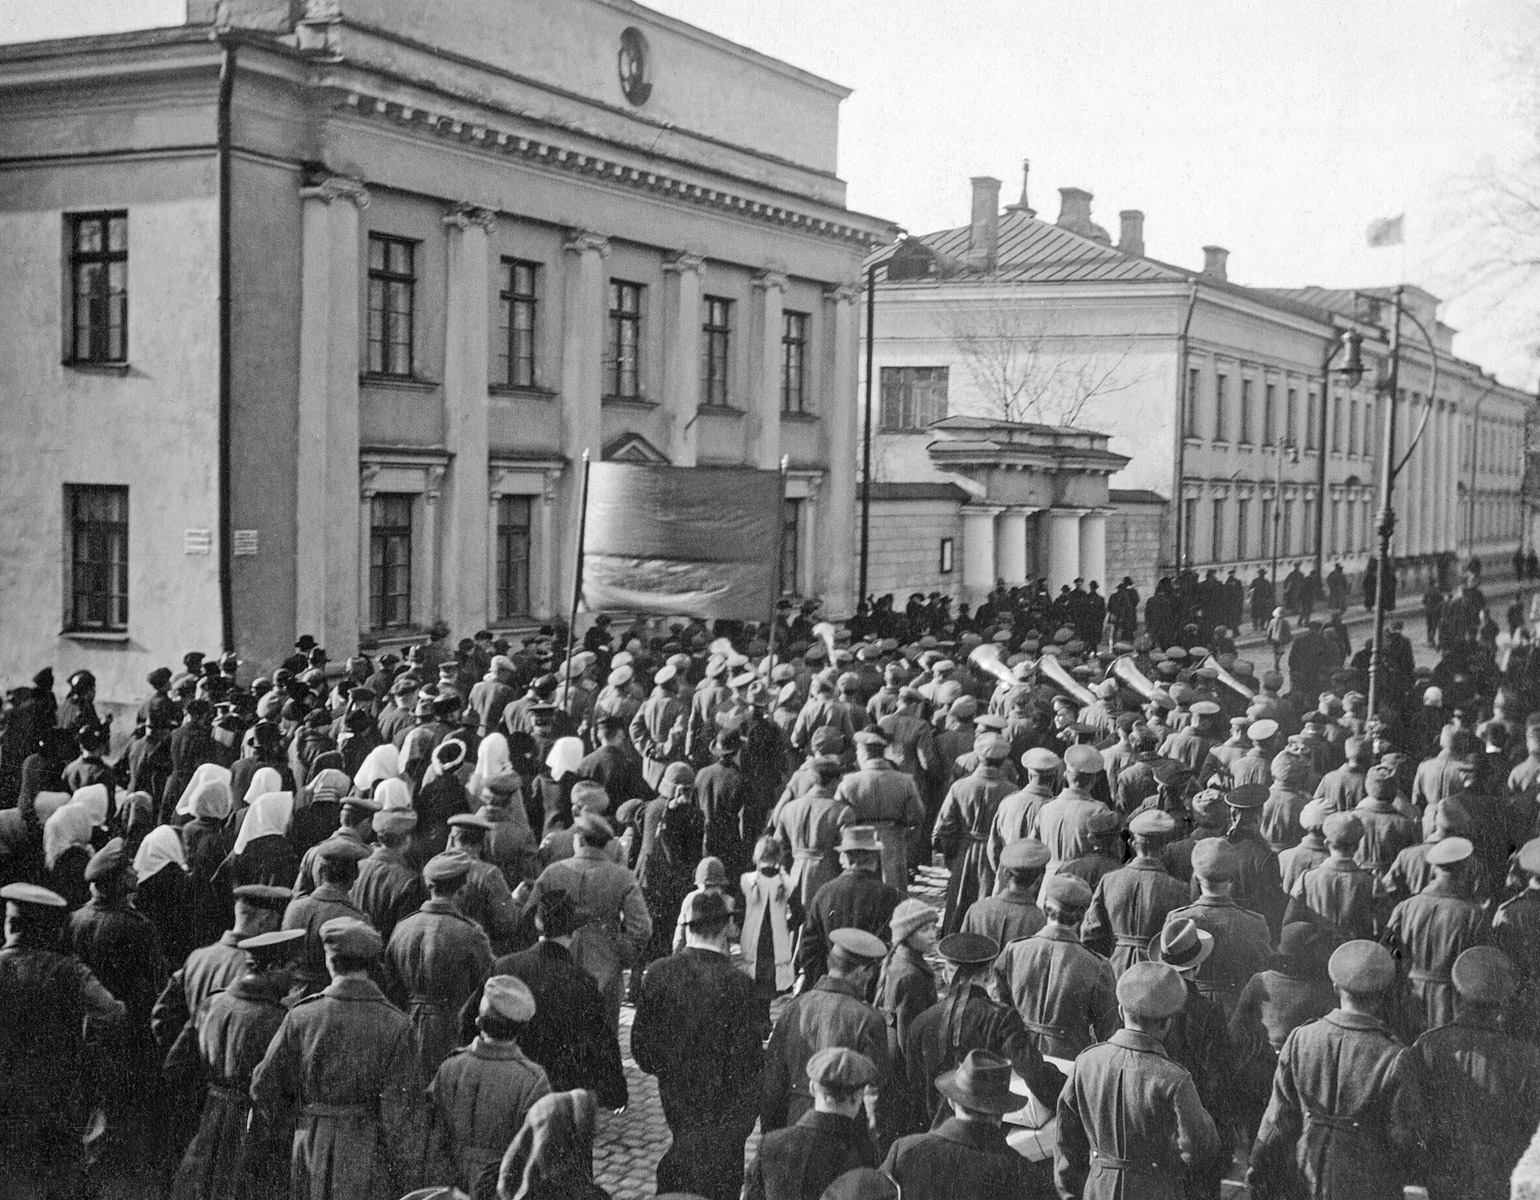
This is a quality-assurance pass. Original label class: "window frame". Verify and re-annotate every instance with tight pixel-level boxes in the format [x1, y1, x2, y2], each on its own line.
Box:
[1262, 382, 1276, 447]
[780, 497, 801, 596]
[64, 484, 130, 632]
[494, 493, 534, 621]
[1236, 497, 1250, 560]
[605, 280, 645, 400]
[1184, 367, 1200, 438]
[1239, 378, 1253, 444]
[66, 210, 129, 365]
[1214, 372, 1229, 442]
[366, 234, 418, 378]
[368, 493, 415, 631]
[1286, 387, 1299, 448]
[700, 295, 733, 407]
[878, 366, 949, 432]
[781, 310, 810, 414]
[1210, 497, 1226, 562]
[496, 258, 540, 389]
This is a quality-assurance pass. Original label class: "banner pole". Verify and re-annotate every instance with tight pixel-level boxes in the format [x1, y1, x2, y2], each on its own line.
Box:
[563, 449, 592, 706]
[764, 456, 790, 675]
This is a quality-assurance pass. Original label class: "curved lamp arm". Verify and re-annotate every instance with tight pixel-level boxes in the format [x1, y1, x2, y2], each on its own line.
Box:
[1390, 307, 1440, 480]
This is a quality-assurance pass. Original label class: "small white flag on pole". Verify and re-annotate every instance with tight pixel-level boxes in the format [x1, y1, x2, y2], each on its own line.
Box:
[1366, 214, 1405, 248]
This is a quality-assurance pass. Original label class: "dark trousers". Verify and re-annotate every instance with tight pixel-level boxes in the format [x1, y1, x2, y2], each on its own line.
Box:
[655, 1093, 756, 1200]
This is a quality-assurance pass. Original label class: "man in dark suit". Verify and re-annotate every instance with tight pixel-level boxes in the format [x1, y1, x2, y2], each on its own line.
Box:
[745, 1047, 879, 1200]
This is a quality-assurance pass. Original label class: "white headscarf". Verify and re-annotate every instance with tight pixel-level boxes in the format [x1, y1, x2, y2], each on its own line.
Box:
[232, 792, 294, 856]
[189, 777, 234, 822]
[33, 791, 72, 824]
[133, 825, 187, 881]
[240, 766, 283, 809]
[546, 737, 584, 782]
[469, 733, 513, 799]
[374, 777, 414, 812]
[70, 783, 110, 827]
[43, 802, 95, 871]
[176, 763, 233, 817]
[354, 744, 401, 795]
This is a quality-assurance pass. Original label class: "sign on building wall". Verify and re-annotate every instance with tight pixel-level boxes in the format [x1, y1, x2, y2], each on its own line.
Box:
[183, 528, 211, 555]
[233, 530, 259, 556]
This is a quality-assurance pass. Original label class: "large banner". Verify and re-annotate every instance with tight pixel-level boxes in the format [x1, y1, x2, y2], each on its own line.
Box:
[580, 462, 783, 619]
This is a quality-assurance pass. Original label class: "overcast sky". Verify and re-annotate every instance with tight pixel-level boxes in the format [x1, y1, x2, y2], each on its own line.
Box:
[5, 0, 1533, 385]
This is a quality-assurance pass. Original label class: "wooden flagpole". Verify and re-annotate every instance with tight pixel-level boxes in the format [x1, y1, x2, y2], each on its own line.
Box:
[763, 455, 791, 676]
[562, 449, 592, 705]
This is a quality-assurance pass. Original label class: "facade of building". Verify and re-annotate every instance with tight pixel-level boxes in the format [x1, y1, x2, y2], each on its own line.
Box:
[864, 168, 1533, 602]
[0, 0, 894, 709]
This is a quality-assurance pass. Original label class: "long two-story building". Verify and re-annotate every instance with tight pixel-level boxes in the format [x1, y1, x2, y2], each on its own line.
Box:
[0, 0, 895, 710]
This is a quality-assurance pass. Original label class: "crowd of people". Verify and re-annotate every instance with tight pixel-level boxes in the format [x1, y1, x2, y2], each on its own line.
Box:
[0, 554, 1538, 1200]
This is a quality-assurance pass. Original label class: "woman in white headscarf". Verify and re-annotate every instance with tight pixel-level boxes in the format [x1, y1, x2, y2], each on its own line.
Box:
[374, 777, 414, 813]
[354, 743, 402, 797]
[221, 791, 298, 888]
[133, 824, 195, 962]
[70, 782, 111, 830]
[43, 801, 97, 908]
[182, 773, 237, 948]
[469, 733, 515, 805]
[174, 763, 233, 822]
[232, 766, 283, 824]
[535, 737, 586, 839]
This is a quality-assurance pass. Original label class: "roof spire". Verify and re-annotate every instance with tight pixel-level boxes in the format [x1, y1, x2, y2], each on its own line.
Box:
[1005, 158, 1036, 217]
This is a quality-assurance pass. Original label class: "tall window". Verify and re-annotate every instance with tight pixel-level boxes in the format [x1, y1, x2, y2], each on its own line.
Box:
[496, 259, 539, 388]
[606, 280, 643, 398]
[65, 485, 128, 631]
[780, 498, 801, 595]
[1348, 399, 1359, 456]
[367, 235, 416, 376]
[1182, 498, 1198, 562]
[1211, 498, 1226, 562]
[1306, 390, 1320, 450]
[879, 366, 948, 431]
[1331, 395, 1343, 452]
[1302, 498, 1316, 553]
[1286, 388, 1299, 447]
[68, 211, 128, 364]
[1239, 379, 1253, 443]
[781, 311, 809, 414]
[1185, 367, 1200, 437]
[1263, 383, 1276, 446]
[494, 495, 532, 620]
[1236, 498, 1250, 560]
[1330, 499, 1342, 554]
[1214, 373, 1229, 441]
[1261, 497, 1275, 558]
[1282, 499, 1295, 555]
[369, 494, 413, 630]
[701, 296, 733, 406]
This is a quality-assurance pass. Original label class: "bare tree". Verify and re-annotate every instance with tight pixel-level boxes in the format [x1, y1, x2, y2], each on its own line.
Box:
[937, 300, 1147, 426]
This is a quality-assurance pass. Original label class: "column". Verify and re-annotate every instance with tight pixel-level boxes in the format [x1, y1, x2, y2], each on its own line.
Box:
[295, 175, 367, 650]
[995, 508, 1030, 586]
[749, 270, 788, 470]
[1441, 401, 1457, 559]
[422, 465, 445, 620]
[441, 203, 496, 636]
[801, 476, 824, 607]
[961, 505, 1003, 603]
[1043, 507, 1088, 592]
[1406, 392, 1425, 558]
[537, 470, 559, 619]
[1079, 508, 1109, 587]
[661, 252, 704, 466]
[358, 467, 378, 633]
[823, 284, 860, 616]
[557, 231, 609, 609]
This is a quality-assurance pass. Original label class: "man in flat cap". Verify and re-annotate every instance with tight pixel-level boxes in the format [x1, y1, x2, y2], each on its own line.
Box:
[252, 917, 422, 1200]
[444, 813, 522, 954]
[1353, 763, 1419, 879]
[386, 852, 494, 1075]
[1386, 835, 1491, 1036]
[746, 1046, 880, 1200]
[575, 713, 654, 813]
[169, 927, 304, 1200]
[282, 837, 373, 996]
[457, 887, 626, 1111]
[773, 755, 854, 912]
[630, 663, 688, 791]
[934, 734, 1017, 934]
[426, 974, 550, 1192]
[1162, 699, 1224, 776]
[69, 837, 169, 1132]
[350, 807, 425, 944]
[1220, 782, 1287, 937]
[1414, 947, 1540, 1200]
[152, 883, 292, 1052]
[837, 729, 927, 891]
[0, 882, 125, 1197]
[1056, 962, 1219, 1200]
[1494, 837, 1540, 1042]
[1082, 808, 1190, 978]
[883, 1049, 1046, 1198]
[796, 827, 902, 986]
[962, 838, 1048, 950]
[988, 747, 1062, 871]
[877, 899, 940, 1056]
[903, 931, 1063, 1139]
[1285, 812, 1377, 943]
[1057, 806, 1125, 893]
[1229, 719, 1282, 789]
[1164, 838, 1273, 1017]
[1249, 940, 1426, 1200]
[876, 685, 937, 794]
[293, 793, 378, 897]
[765, 927, 892, 1141]
[992, 874, 1118, 1061]
[1032, 743, 1115, 897]
[633, 890, 765, 1200]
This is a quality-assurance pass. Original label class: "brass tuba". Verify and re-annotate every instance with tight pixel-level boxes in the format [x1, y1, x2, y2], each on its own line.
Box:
[1203, 655, 1256, 701]
[968, 643, 1019, 688]
[1108, 653, 1157, 701]
[812, 621, 839, 663]
[1037, 653, 1097, 707]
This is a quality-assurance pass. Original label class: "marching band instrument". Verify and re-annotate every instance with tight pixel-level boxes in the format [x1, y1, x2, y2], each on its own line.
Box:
[1203, 654, 1256, 701]
[1108, 654, 1157, 701]
[967, 642, 1018, 688]
[1036, 653, 1097, 707]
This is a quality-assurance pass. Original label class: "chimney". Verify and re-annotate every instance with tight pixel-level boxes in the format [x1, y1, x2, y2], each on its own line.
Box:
[1005, 159, 1036, 217]
[1118, 210, 1145, 258]
[967, 176, 1001, 271]
[1202, 245, 1229, 282]
[1057, 187, 1094, 234]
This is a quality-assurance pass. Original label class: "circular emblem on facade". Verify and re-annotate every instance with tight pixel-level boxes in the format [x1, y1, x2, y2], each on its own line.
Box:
[618, 27, 652, 106]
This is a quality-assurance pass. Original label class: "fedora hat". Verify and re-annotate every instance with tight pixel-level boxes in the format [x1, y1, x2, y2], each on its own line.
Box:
[1149, 919, 1214, 972]
[934, 1049, 1017, 1115]
[835, 825, 884, 854]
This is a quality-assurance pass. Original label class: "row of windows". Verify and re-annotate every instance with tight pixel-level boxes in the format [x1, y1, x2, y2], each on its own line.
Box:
[1184, 493, 1387, 566]
[62, 215, 816, 415]
[1184, 367, 1375, 456]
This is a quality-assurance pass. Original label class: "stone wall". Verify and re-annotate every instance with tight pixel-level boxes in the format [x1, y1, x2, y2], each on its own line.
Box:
[1106, 504, 1166, 598]
[862, 501, 964, 602]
